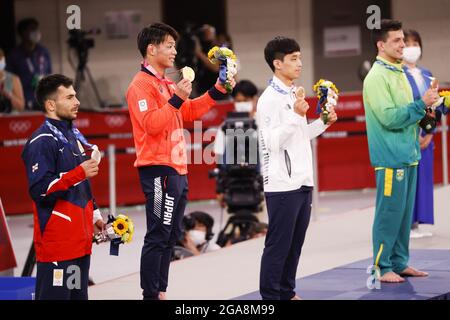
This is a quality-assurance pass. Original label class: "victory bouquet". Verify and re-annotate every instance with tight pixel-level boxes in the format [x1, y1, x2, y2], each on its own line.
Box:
[207, 46, 237, 93]
[439, 90, 450, 109]
[313, 79, 339, 125]
[94, 213, 134, 256]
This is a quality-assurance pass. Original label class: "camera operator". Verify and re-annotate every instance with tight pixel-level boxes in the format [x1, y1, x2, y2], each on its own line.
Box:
[195, 24, 220, 94]
[172, 211, 221, 261]
[213, 80, 259, 207]
[175, 24, 199, 69]
[6, 18, 52, 111]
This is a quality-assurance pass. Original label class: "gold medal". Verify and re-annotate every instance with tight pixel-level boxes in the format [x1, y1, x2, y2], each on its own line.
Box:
[181, 66, 195, 82]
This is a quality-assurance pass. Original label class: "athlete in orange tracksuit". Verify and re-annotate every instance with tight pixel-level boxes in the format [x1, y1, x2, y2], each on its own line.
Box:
[126, 23, 235, 300]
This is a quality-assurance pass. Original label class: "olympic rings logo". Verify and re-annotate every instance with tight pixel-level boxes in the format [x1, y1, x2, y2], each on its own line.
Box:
[105, 115, 127, 128]
[73, 118, 90, 128]
[9, 120, 32, 134]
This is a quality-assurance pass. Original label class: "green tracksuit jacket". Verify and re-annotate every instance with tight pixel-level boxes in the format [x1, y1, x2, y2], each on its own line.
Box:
[363, 56, 428, 275]
[363, 56, 426, 168]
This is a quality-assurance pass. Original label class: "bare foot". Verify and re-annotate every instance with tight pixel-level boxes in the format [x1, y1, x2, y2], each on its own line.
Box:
[399, 267, 429, 277]
[291, 295, 302, 300]
[379, 271, 405, 283]
[158, 292, 167, 300]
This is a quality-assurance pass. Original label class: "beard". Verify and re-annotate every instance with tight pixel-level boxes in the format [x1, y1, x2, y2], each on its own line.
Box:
[56, 110, 76, 122]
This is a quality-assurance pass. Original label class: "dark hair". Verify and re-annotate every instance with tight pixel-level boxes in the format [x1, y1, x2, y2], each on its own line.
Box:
[264, 36, 300, 72]
[35, 74, 73, 111]
[183, 211, 214, 240]
[232, 80, 258, 98]
[137, 22, 179, 58]
[17, 18, 39, 36]
[371, 19, 403, 50]
[404, 29, 423, 54]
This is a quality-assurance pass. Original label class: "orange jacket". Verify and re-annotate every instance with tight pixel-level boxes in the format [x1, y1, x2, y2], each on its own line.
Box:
[126, 66, 227, 174]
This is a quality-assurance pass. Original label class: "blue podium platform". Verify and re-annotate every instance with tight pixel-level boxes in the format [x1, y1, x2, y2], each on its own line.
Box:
[234, 249, 450, 300]
[0, 277, 35, 300]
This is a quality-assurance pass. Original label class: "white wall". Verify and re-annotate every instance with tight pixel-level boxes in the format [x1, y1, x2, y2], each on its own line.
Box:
[14, 0, 162, 107]
[393, 0, 450, 85]
[227, 0, 314, 95]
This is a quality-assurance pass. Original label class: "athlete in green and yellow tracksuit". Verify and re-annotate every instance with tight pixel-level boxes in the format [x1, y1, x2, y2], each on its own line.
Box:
[363, 56, 427, 277]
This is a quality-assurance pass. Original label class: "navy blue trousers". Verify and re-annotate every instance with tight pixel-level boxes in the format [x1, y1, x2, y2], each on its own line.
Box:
[260, 187, 312, 300]
[35, 255, 90, 300]
[138, 169, 188, 300]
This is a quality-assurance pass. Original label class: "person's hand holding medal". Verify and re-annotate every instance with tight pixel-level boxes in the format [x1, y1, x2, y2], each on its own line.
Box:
[293, 86, 309, 117]
[313, 79, 339, 125]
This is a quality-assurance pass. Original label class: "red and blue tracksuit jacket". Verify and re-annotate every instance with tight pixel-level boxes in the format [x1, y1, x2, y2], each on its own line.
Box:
[21, 118, 96, 262]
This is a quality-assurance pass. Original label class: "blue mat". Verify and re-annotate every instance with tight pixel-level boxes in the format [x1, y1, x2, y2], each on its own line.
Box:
[234, 249, 450, 300]
[0, 277, 35, 300]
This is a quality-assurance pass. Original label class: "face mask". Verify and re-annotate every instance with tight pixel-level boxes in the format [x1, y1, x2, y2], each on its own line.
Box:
[29, 30, 42, 44]
[188, 230, 206, 246]
[235, 101, 253, 113]
[0, 58, 5, 71]
[402, 46, 421, 64]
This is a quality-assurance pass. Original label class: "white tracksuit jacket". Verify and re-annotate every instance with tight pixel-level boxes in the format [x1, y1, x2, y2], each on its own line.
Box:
[257, 76, 329, 192]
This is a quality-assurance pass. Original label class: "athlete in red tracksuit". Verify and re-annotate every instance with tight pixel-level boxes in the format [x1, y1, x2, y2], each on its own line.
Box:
[22, 74, 104, 300]
[126, 23, 235, 300]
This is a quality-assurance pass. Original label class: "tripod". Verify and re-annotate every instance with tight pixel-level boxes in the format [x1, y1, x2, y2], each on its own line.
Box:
[213, 166, 264, 247]
[71, 44, 105, 108]
[21, 241, 36, 277]
[216, 208, 261, 247]
[74, 64, 104, 108]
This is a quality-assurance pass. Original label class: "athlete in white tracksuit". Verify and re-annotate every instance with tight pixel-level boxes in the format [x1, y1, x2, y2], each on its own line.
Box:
[257, 36, 337, 300]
